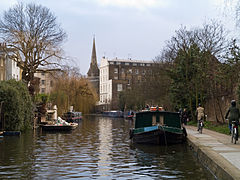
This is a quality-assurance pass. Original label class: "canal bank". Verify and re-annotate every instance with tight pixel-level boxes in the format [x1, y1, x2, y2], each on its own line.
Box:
[186, 126, 240, 180]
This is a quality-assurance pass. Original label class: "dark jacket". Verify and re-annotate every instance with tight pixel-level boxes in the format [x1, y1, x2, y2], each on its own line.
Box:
[225, 106, 240, 124]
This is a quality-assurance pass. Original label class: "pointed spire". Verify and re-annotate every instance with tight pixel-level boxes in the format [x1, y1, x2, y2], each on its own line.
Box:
[91, 36, 97, 65]
[87, 36, 99, 77]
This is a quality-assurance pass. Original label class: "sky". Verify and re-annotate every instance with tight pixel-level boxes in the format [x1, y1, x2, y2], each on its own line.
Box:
[0, 0, 237, 75]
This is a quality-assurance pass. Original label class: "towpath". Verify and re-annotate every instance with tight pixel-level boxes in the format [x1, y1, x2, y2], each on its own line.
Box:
[185, 126, 240, 180]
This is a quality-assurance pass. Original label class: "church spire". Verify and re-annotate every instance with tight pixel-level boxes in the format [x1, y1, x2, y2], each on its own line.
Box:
[87, 36, 99, 77]
[91, 36, 97, 66]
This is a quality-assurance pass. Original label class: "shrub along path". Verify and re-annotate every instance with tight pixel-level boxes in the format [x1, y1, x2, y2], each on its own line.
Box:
[186, 125, 240, 180]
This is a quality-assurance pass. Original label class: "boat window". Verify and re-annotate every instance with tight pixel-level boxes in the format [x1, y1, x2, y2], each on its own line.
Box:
[152, 115, 157, 126]
[160, 115, 164, 125]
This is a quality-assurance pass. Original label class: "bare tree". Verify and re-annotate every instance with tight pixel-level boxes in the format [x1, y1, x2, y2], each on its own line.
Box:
[0, 3, 67, 86]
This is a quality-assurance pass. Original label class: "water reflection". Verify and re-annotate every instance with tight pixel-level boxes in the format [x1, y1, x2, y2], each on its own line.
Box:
[97, 117, 113, 177]
[0, 116, 214, 179]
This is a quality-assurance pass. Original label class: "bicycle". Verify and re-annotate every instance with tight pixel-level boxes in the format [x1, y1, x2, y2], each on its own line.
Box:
[231, 121, 238, 144]
[198, 119, 204, 134]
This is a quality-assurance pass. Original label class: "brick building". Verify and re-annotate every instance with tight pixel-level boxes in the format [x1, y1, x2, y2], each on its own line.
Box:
[99, 57, 154, 110]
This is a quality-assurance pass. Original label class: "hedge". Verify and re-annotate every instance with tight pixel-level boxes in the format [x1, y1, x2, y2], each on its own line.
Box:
[0, 80, 33, 131]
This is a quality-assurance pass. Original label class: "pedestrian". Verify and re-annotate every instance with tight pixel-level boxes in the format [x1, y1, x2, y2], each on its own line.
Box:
[196, 103, 205, 131]
[225, 100, 239, 139]
[181, 108, 189, 125]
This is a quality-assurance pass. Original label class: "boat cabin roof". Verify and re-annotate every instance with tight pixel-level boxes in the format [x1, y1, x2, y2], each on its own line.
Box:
[135, 111, 181, 129]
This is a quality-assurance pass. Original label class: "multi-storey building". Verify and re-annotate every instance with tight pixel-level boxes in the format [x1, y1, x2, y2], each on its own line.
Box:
[5, 52, 21, 81]
[34, 70, 57, 94]
[0, 49, 6, 81]
[0, 43, 21, 81]
[99, 57, 154, 110]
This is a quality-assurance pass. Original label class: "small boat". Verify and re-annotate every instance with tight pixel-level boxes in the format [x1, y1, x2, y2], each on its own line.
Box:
[41, 117, 78, 131]
[102, 111, 123, 118]
[2, 131, 21, 136]
[129, 110, 187, 145]
[41, 123, 78, 131]
[124, 111, 135, 120]
[62, 112, 82, 123]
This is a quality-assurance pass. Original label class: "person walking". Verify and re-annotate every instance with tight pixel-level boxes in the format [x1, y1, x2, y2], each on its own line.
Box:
[225, 100, 240, 139]
[181, 108, 189, 126]
[196, 103, 204, 131]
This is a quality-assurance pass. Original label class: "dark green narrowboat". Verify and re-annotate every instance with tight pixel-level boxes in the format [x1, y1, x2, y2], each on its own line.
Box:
[129, 110, 187, 145]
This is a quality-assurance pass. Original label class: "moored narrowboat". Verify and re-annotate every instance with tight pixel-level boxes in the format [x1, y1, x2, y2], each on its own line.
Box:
[102, 111, 123, 118]
[62, 112, 82, 123]
[129, 110, 187, 145]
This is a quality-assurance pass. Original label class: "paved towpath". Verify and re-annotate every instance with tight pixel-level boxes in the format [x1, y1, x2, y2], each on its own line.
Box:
[185, 126, 240, 180]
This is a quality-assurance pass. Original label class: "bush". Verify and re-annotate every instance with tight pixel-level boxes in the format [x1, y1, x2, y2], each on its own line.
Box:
[0, 80, 33, 131]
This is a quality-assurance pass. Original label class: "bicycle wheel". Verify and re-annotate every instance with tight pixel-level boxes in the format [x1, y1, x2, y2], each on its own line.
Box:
[231, 128, 234, 143]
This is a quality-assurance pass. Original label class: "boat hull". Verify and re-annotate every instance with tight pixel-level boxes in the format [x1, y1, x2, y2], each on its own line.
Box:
[41, 123, 78, 131]
[131, 127, 186, 145]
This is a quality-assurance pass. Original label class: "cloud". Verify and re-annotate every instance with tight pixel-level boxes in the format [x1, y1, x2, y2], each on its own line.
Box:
[95, 0, 168, 10]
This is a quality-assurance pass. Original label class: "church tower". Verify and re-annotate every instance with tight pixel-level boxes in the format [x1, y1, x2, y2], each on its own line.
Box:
[87, 37, 99, 77]
[87, 37, 99, 95]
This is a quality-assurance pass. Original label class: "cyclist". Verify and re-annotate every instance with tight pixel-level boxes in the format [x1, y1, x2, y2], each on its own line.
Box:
[196, 103, 204, 131]
[225, 100, 240, 140]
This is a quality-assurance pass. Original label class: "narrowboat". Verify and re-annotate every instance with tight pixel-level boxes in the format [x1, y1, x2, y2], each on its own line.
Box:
[102, 111, 124, 118]
[62, 112, 82, 123]
[129, 110, 187, 145]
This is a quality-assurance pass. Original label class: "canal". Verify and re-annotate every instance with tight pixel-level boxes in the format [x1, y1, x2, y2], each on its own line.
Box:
[0, 116, 214, 179]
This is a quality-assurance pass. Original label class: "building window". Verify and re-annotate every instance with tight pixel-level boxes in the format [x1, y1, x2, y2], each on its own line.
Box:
[41, 72, 45, 76]
[117, 84, 122, 92]
[114, 76, 118, 80]
[41, 80, 45, 85]
[125, 62, 129, 65]
[116, 62, 121, 65]
[135, 69, 139, 74]
[41, 88, 45, 93]
[110, 62, 114, 65]
[133, 63, 137, 66]
[146, 64, 151, 66]
[129, 69, 132, 73]
[114, 68, 118, 73]
[121, 68, 124, 73]
[128, 79, 131, 85]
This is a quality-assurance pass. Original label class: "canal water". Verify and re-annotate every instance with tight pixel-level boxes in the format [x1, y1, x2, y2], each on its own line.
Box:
[0, 116, 214, 179]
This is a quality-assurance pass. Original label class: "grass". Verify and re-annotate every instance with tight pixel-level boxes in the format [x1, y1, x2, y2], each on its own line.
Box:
[187, 120, 229, 135]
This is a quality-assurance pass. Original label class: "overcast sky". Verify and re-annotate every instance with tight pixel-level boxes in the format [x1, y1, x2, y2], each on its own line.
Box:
[0, 0, 237, 74]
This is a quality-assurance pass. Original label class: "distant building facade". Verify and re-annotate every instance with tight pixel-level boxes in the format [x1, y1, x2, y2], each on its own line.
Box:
[34, 70, 57, 94]
[0, 49, 6, 81]
[0, 43, 21, 81]
[99, 57, 154, 110]
[87, 37, 99, 96]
